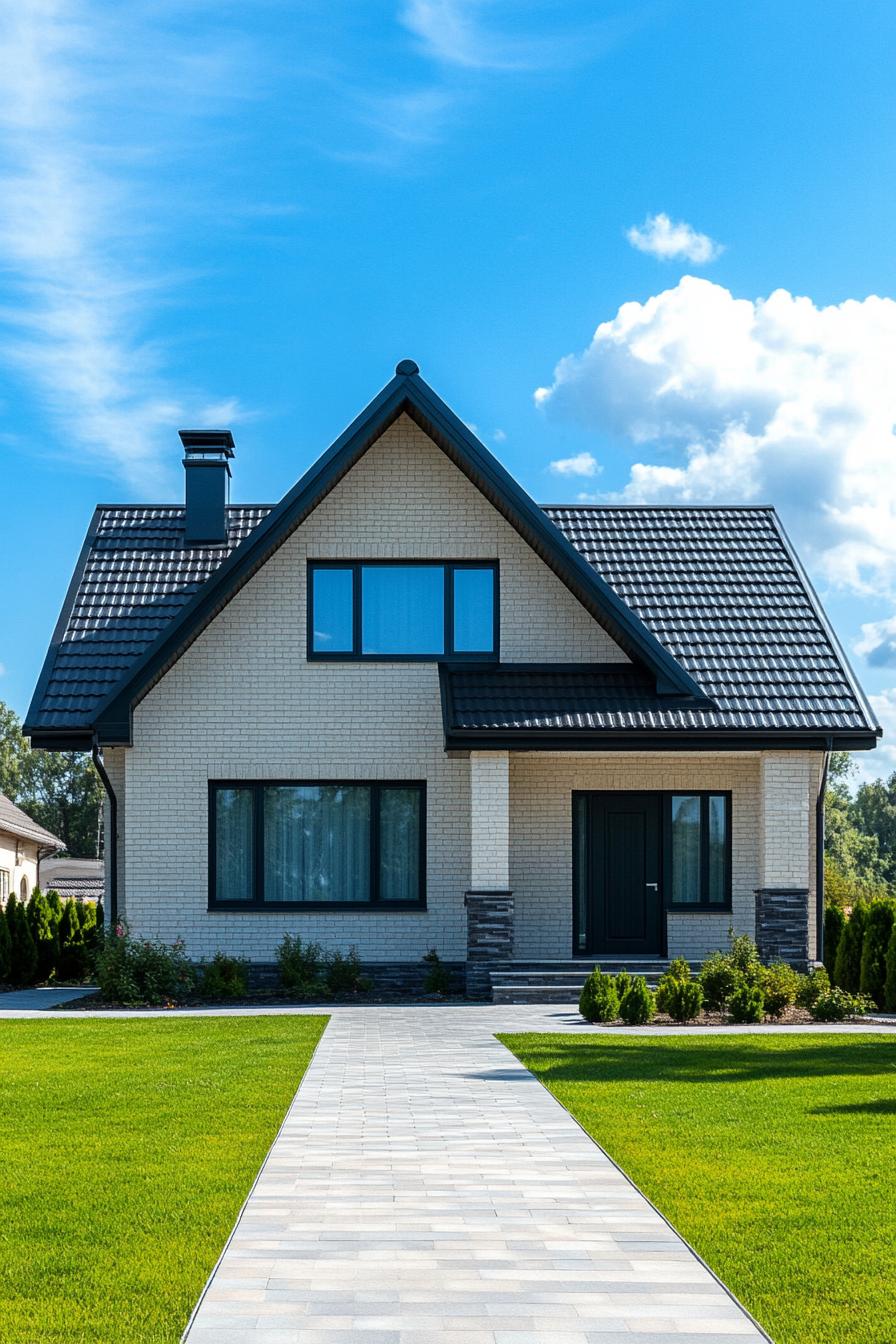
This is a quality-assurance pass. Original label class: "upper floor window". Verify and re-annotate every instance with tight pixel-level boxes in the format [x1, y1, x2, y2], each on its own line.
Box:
[308, 561, 497, 660]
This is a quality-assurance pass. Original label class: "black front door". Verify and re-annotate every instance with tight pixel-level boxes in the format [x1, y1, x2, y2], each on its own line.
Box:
[574, 792, 663, 956]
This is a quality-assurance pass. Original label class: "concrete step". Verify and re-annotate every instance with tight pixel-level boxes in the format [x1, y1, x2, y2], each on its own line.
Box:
[489, 960, 700, 1004]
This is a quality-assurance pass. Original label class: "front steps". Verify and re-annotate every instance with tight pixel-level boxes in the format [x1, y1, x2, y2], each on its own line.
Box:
[489, 959, 696, 1004]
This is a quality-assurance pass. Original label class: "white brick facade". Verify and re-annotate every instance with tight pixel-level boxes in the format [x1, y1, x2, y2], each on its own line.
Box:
[110, 414, 821, 966]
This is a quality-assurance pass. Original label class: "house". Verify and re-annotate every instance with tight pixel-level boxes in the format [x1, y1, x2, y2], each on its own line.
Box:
[25, 362, 880, 997]
[0, 794, 63, 906]
[39, 857, 105, 906]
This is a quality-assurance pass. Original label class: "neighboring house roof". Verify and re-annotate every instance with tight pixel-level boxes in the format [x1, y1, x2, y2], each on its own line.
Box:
[44, 874, 105, 902]
[0, 794, 64, 851]
[25, 364, 879, 751]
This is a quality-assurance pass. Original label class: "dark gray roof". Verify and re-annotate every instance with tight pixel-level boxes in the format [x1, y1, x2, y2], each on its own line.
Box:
[26, 500, 878, 744]
[44, 875, 105, 902]
[0, 794, 63, 850]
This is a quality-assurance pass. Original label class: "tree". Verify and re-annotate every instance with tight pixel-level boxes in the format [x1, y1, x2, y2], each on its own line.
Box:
[833, 903, 867, 992]
[859, 899, 896, 1007]
[0, 699, 103, 858]
[0, 899, 11, 982]
[852, 773, 896, 885]
[7, 892, 37, 985]
[825, 756, 889, 904]
[26, 889, 59, 982]
[58, 899, 89, 982]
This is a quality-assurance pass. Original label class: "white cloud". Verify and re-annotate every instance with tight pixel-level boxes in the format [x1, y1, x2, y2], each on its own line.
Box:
[549, 451, 601, 477]
[0, 2, 247, 492]
[398, 1, 629, 72]
[855, 689, 896, 783]
[492, 428, 507, 443]
[535, 276, 896, 595]
[626, 213, 722, 264]
[0, 662, 6, 677]
[856, 617, 896, 668]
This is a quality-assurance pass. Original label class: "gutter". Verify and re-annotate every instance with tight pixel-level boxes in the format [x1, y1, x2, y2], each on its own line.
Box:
[816, 743, 831, 965]
[91, 745, 117, 926]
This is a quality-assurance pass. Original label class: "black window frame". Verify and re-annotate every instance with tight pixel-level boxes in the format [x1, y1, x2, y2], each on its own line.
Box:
[208, 779, 427, 911]
[306, 559, 500, 662]
[662, 790, 732, 911]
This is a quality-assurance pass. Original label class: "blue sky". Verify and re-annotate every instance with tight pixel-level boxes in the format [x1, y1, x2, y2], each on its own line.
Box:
[2, 0, 896, 778]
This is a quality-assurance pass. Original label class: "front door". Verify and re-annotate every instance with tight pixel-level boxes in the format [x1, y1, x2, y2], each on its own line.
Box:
[573, 792, 663, 956]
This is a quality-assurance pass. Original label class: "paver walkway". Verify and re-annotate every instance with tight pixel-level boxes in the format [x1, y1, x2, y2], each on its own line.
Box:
[0, 985, 96, 1010]
[184, 1006, 768, 1344]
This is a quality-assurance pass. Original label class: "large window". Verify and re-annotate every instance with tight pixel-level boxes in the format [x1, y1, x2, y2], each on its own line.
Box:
[210, 781, 425, 908]
[308, 561, 497, 660]
[667, 792, 731, 908]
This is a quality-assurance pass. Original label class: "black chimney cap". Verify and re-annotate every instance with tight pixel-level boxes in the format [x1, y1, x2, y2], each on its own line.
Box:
[178, 429, 235, 457]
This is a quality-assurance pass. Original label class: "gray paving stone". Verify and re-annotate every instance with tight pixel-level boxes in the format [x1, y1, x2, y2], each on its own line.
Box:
[182, 1006, 771, 1343]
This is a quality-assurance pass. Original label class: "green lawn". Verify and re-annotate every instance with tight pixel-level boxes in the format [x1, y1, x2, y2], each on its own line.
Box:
[501, 1033, 896, 1344]
[0, 1016, 327, 1344]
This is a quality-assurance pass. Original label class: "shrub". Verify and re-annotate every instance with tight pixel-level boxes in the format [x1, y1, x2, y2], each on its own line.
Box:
[0, 901, 10, 982]
[27, 889, 59, 982]
[579, 967, 619, 1023]
[823, 905, 845, 981]
[760, 961, 800, 1017]
[200, 952, 248, 1000]
[7, 893, 37, 985]
[729, 981, 765, 1023]
[618, 976, 655, 1025]
[79, 901, 99, 954]
[699, 951, 739, 1011]
[45, 888, 63, 929]
[95, 899, 104, 932]
[655, 958, 691, 1014]
[834, 903, 867, 991]
[326, 947, 369, 994]
[810, 986, 872, 1022]
[422, 948, 452, 995]
[728, 933, 762, 983]
[795, 965, 830, 1011]
[613, 969, 634, 1002]
[885, 924, 896, 1012]
[57, 899, 90, 981]
[859, 899, 896, 1007]
[276, 933, 327, 998]
[664, 978, 704, 1023]
[96, 925, 194, 1005]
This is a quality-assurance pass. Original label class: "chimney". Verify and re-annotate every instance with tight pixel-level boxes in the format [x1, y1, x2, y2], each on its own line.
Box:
[179, 430, 235, 545]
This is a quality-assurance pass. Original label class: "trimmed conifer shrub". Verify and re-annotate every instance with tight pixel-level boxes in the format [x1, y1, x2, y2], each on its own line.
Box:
[8, 895, 37, 985]
[834, 903, 867, 992]
[578, 967, 619, 1023]
[46, 887, 63, 928]
[613, 969, 634, 1002]
[58, 899, 89, 981]
[618, 976, 655, 1025]
[729, 981, 765, 1023]
[0, 900, 11, 982]
[823, 904, 845, 981]
[884, 924, 896, 1012]
[95, 899, 104, 931]
[859, 899, 896, 1008]
[27, 889, 60, 982]
[664, 977, 703, 1023]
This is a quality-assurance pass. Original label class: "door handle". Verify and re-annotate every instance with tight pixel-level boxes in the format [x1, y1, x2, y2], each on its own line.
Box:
[645, 883, 659, 890]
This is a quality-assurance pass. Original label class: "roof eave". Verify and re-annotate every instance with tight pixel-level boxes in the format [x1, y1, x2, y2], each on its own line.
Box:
[444, 728, 882, 752]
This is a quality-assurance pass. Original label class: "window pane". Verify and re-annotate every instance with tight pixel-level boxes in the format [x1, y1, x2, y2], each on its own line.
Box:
[264, 786, 371, 902]
[361, 566, 444, 654]
[215, 788, 254, 902]
[707, 795, 727, 904]
[573, 795, 588, 952]
[312, 567, 354, 652]
[671, 794, 701, 904]
[452, 567, 495, 653]
[379, 788, 421, 902]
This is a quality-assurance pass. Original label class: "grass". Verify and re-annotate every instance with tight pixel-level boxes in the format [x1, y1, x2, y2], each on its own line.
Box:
[0, 1016, 327, 1344]
[501, 1033, 896, 1344]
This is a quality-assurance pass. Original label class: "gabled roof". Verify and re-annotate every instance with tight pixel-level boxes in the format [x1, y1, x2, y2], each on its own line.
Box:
[25, 364, 880, 752]
[0, 794, 64, 851]
[26, 363, 704, 747]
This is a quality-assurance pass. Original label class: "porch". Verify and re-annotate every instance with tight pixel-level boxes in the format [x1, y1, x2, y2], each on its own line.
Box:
[463, 748, 822, 1000]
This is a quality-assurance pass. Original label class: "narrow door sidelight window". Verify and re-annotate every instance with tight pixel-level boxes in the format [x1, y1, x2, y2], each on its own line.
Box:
[668, 792, 731, 907]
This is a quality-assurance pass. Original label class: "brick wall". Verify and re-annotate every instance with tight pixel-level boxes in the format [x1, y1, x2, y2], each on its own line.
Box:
[121, 416, 628, 962]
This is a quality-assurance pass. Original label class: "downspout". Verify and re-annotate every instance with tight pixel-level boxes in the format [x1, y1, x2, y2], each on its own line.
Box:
[816, 741, 832, 966]
[92, 744, 118, 926]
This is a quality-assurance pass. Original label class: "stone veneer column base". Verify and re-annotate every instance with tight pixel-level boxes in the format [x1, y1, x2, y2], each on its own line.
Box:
[465, 890, 514, 1000]
[755, 887, 810, 970]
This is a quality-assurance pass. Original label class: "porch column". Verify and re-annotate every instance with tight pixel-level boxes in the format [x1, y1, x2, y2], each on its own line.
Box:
[756, 752, 812, 970]
[465, 751, 513, 999]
